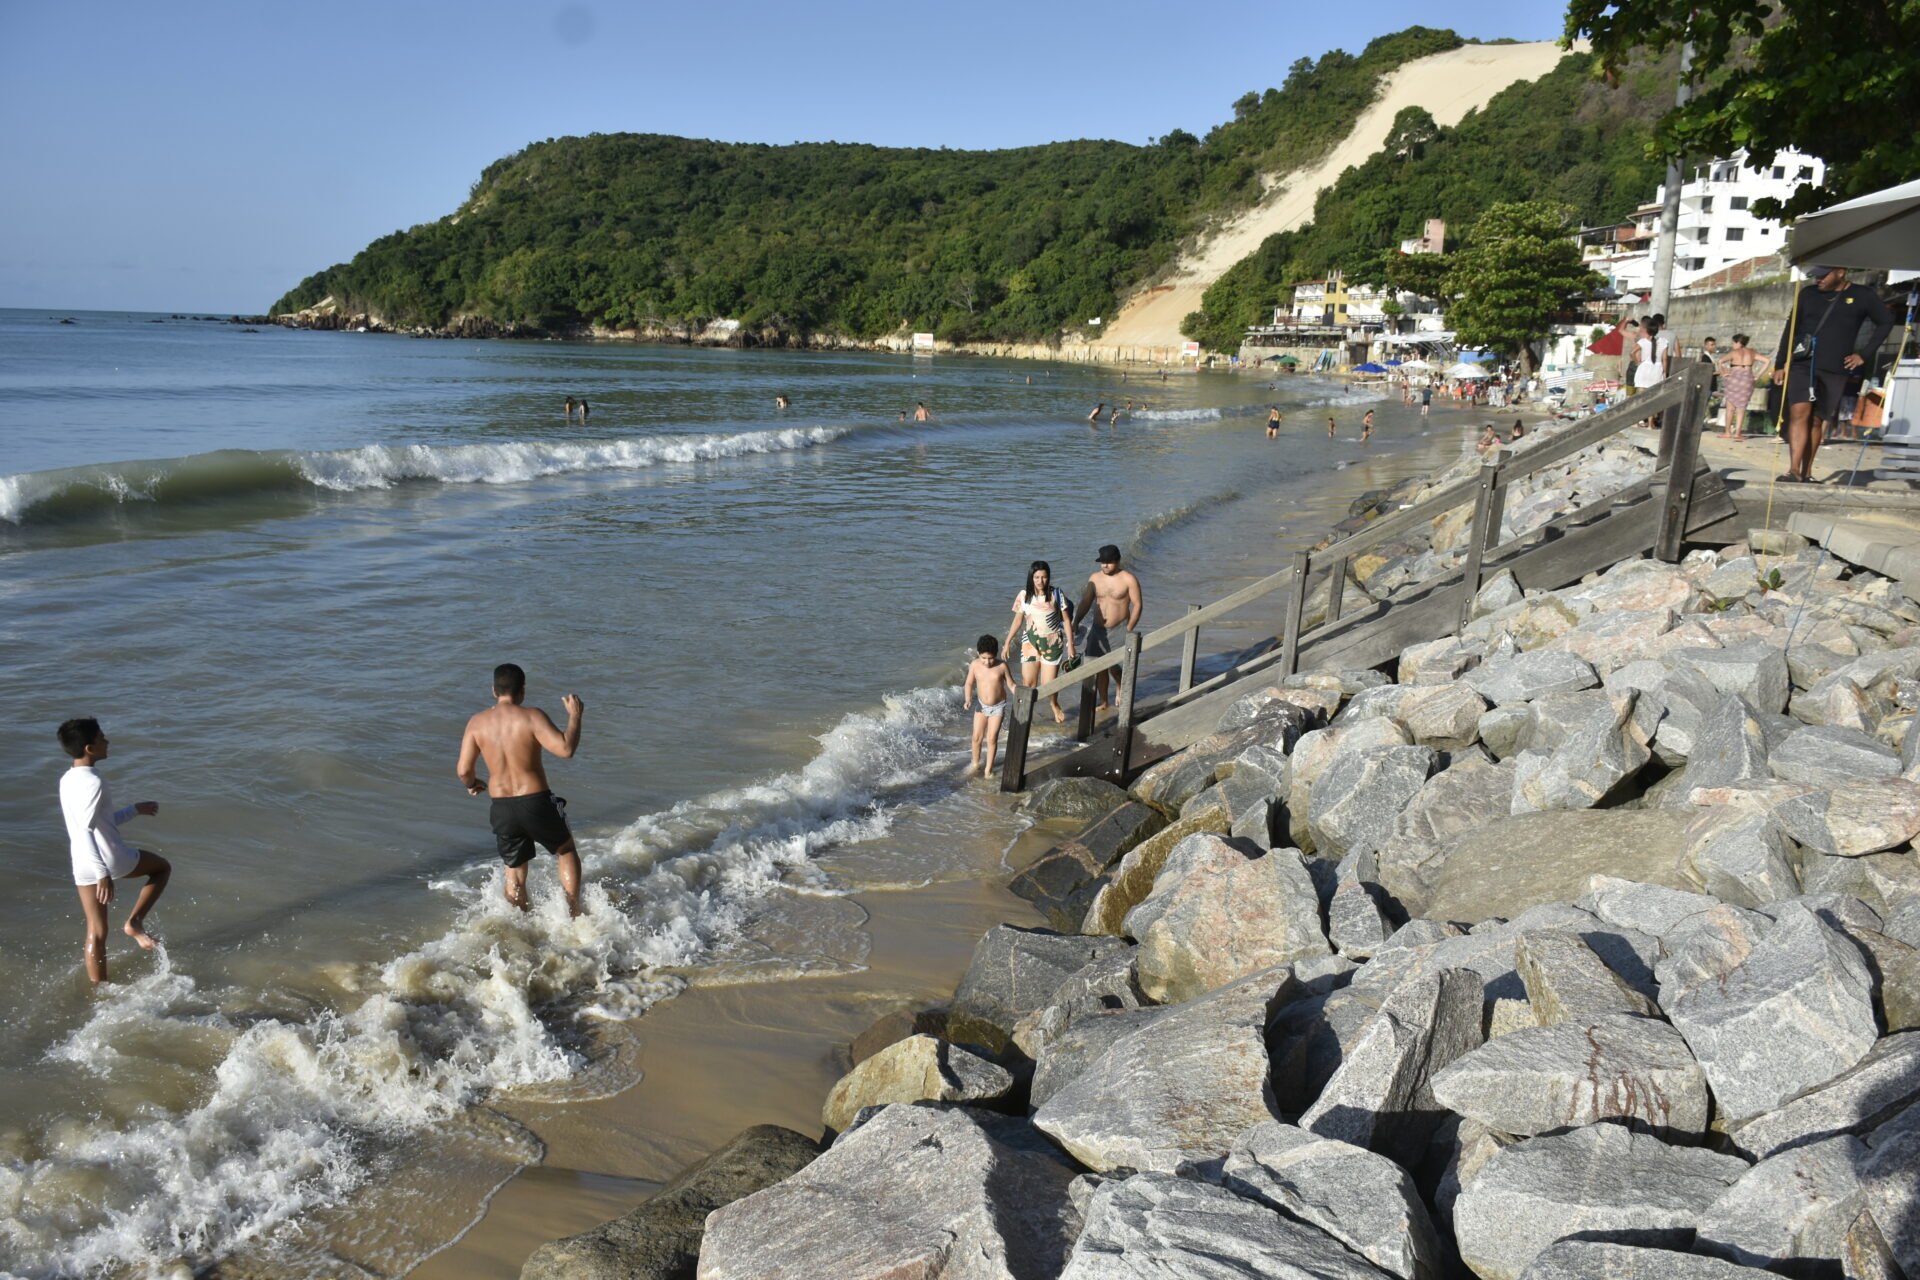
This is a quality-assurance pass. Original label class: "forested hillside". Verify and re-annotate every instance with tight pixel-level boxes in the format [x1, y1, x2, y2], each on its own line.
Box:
[273, 29, 1661, 347]
[1182, 51, 1674, 350]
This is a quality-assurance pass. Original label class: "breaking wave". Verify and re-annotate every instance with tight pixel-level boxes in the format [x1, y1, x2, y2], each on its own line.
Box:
[1129, 407, 1224, 422]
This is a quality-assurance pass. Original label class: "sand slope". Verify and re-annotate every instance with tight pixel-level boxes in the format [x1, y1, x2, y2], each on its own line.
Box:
[1095, 41, 1571, 353]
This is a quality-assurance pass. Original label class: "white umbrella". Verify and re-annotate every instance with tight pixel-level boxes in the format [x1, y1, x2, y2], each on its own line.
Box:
[1446, 363, 1491, 379]
[1787, 177, 1920, 270]
[1397, 358, 1434, 371]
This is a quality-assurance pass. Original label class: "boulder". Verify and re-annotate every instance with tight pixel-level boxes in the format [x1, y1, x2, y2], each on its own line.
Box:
[1694, 1133, 1872, 1275]
[1642, 666, 1733, 766]
[1298, 968, 1485, 1166]
[1664, 902, 1881, 1123]
[1216, 1122, 1444, 1280]
[1032, 968, 1291, 1174]
[1012, 946, 1145, 1062]
[524, 1125, 821, 1280]
[1030, 1005, 1164, 1109]
[696, 1106, 1077, 1280]
[1416, 810, 1696, 925]
[1018, 776, 1134, 822]
[1774, 778, 1920, 857]
[1430, 1013, 1709, 1140]
[1453, 1122, 1749, 1280]
[1126, 838, 1329, 1004]
[1843, 1211, 1904, 1280]
[1477, 705, 1533, 760]
[1287, 719, 1414, 850]
[1683, 695, 1773, 791]
[1514, 930, 1658, 1025]
[1434, 1117, 1513, 1231]
[1771, 725, 1902, 788]
[1572, 561, 1698, 614]
[1329, 851, 1393, 960]
[1728, 1032, 1920, 1160]
[1308, 745, 1437, 861]
[1081, 807, 1232, 937]
[1058, 1172, 1397, 1280]
[1270, 987, 1384, 1113]
[1678, 642, 1792, 714]
[948, 926, 1132, 1055]
[1129, 749, 1227, 813]
[1401, 635, 1483, 685]
[1547, 608, 1681, 677]
[1508, 692, 1654, 813]
[852, 1007, 952, 1065]
[1009, 802, 1168, 932]
[821, 1036, 1014, 1132]
[1397, 684, 1490, 750]
[1376, 756, 1517, 905]
[1793, 674, 1882, 733]
[1518, 1241, 1762, 1280]
[1466, 651, 1601, 707]
[1684, 809, 1801, 909]
[1861, 1099, 1920, 1277]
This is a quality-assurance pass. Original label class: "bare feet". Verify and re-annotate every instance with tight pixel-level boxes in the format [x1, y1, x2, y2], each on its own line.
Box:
[123, 919, 157, 950]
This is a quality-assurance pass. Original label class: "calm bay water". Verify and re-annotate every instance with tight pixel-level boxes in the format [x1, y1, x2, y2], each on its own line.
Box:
[0, 309, 1473, 1276]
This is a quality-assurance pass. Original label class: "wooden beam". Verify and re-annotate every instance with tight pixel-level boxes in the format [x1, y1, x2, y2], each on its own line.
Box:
[1326, 557, 1348, 622]
[1177, 604, 1200, 692]
[1656, 367, 1710, 562]
[1457, 460, 1504, 631]
[1113, 631, 1143, 780]
[999, 685, 1035, 793]
[1278, 551, 1311, 677]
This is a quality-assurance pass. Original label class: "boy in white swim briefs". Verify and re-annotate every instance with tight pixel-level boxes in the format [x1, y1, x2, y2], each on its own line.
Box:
[58, 717, 172, 984]
[963, 635, 1016, 778]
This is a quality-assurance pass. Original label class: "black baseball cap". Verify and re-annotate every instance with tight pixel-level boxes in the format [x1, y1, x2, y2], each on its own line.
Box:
[1096, 544, 1122, 563]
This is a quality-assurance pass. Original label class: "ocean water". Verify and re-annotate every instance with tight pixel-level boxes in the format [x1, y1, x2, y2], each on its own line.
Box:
[0, 310, 1470, 1276]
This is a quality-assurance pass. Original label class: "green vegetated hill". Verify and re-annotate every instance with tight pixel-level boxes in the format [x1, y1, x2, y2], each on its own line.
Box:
[1181, 49, 1676, 351]
[275, 28, 1663, 348]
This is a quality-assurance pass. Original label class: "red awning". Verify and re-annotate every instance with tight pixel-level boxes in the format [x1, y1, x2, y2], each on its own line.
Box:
[1587, 321, 1628, 356]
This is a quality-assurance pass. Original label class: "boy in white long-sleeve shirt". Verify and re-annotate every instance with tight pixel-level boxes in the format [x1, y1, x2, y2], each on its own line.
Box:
[58, 718, 171, 984]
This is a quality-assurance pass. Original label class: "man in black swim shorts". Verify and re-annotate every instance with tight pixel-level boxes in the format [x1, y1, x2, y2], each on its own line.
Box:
[456, 663, 587, 915]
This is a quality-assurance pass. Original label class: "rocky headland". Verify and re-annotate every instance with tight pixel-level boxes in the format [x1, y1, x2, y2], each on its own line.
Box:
[523, 419, 1920, 1280]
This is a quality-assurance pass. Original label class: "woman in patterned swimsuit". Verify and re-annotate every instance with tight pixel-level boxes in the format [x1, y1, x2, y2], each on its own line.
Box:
[1716, 333, 1766, 441]
[1004, 560, 1078, 724]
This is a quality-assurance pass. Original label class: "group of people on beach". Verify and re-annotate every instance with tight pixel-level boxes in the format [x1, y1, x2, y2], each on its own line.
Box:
[962, 545, 1143, 777]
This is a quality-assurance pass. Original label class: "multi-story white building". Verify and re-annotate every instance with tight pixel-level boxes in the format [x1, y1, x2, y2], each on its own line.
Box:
[1581, 148, 1822, 296]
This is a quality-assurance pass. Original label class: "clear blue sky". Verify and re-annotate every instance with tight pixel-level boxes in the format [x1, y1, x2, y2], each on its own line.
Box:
[0, 1, 1564, 312]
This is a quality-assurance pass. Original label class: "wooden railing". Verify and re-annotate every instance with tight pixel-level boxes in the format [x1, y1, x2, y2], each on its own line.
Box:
[998, 363, 1711, 791]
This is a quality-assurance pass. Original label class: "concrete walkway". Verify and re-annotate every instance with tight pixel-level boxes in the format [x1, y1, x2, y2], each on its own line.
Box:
[1784, 510, 1920, 585]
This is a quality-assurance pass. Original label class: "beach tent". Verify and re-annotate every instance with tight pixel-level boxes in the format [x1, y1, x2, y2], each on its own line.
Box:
[1354, 361, 1389, 374]
[1447, 362, 1492, 379]
[1787, 177, 1920, 270]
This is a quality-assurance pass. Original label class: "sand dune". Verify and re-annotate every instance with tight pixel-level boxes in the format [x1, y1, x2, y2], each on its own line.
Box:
[1094, 41, 1572, 353]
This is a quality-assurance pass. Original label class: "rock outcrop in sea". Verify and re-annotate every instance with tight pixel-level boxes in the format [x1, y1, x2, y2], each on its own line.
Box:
[523, 427, 1920, 1280]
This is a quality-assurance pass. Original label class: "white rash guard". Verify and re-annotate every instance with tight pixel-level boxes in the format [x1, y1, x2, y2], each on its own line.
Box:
[60, 765, 143, 885]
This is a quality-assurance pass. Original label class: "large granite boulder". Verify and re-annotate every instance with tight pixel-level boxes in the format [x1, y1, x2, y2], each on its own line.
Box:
[697, 1106, 1078, 1280]
[1125, 837, 1329, 1004]
[1466, 650, 1601, 707]
[1328, 850, 1394, 960]
[1011, 946, 1145, 1063]
[1033, 968, 1291, 1174]
[1081, 807, 1232, 937]
[1771, 725, 1902, 788]
[1517, 1241, 1761, 1280]
[1298, 968, 1485, 1166]
[1018, 776, 1134, 822]
[1453, 1122, 1749, 1280]
[1664, 902, 1880, 1123]
[1514, 930, 1658, 1025]
[1030, 1006, 1164, 1110]
[1058, 1172, 1397, 1280]
[524, 1125, 820, 1280]
[1728, 1032, 1920, 1159]
[1684, 809, 1801, 908]
[1678, 643, 1792, 714]
[1774, 778, 1920, 857]
[1694, 1133, 1872, 1275]
[1430, 1013, 1709, 1140]
[1416, 810, 1695, 924]
[1508, 692, 1654, 813]
[1287, 719, 1414, 852]
[1009, 801, 1168, 932]
[1375, 756, 1516, 907]
[1215, 1122, 1444, 1280]
[821, 1035, 1014, 1132]
[1861, 1097, 1920, 1277]
[1683, 694, 1773, 791]
[1307, 745, 1437, 861]
[948, 926, 1131, 1055]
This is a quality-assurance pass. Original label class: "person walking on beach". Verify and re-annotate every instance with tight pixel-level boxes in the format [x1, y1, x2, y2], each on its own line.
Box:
[456, 663, 586, 917]
[1076, 545, 1143, 712]
[1420, 384, 1433, 418]
[1266, 407, 1281, 439]
[58, 718, 171, 985]
[1005, 561, 1077, 725]
[1773, 266, 1893, 483]
[1361, 409, 1374, 444]
[963, 635, 1016, 777]
[1716, 334, 1766, 441]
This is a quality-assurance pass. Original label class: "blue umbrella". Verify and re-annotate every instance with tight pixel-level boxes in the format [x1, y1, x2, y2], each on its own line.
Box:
[1354, 362, 1389, 374]
[1383, 358, 1404, 366]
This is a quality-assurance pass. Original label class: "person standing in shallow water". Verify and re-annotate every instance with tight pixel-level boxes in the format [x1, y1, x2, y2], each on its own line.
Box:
[457, 663, 586, 917]
[58, 718, 171, 985]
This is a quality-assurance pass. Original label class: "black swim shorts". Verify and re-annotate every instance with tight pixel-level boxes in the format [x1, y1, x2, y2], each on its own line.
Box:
[1781, 361, 1849, 422]
[1082, 617, 1112, 659]
[489, 791, 572, 868]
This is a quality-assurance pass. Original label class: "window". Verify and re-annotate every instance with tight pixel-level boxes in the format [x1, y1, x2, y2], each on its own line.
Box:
[1726, 227, 1745, 242]
[1731, 196, 1748, 210]
[1700, 196, 1714, 212]
[1772, 165, 1786, 179]
[1799, 166, 1814, 179]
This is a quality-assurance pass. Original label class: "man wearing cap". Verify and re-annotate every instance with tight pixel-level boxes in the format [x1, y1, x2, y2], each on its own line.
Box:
[1773, 266, 1893, 482]
[1076, 545, 1144, 711]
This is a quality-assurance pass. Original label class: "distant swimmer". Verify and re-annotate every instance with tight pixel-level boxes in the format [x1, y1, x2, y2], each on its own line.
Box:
[1327, 416, 1336, 439]
[1362, 409, 1374, 444]
[775, 394, 791, 410]
[963, 635, 1016, 778]
[1076, 545, 1143, 712]
[899, 411, 908, 422]
[579, 400, 590, 422]
[1108, 405, 1120, 426]
[564, 396, 578, 420]
[914, 402, 931, 422]
[58, 718, 171, 985]
[1089, 403, 1105, 424]
[457, 663, 586, 917]
[1266, 408, 1281, 439]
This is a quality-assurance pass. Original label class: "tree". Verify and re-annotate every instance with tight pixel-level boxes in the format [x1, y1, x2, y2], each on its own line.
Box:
[1368, 247, 1452, 296]
[1565, 0, 1920, 217]
[1442, 201, 1601, 376]
[1384, 106, 1439, 161]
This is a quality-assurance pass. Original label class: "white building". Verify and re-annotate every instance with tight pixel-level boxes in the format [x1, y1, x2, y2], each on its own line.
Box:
[1582, 148, 1822, 295]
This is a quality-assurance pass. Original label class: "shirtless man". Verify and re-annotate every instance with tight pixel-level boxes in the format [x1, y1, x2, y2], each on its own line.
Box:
[456, 663, 586, 916]
[1075, 545, 1144, 710]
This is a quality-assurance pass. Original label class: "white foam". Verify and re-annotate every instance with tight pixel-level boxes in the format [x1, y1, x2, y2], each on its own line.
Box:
[1129, 407, 1224, 422]
[5, 683, 966, 1275]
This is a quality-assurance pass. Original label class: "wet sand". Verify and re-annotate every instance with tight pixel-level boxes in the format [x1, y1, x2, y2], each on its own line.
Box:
[414, 824, 1057, 1278]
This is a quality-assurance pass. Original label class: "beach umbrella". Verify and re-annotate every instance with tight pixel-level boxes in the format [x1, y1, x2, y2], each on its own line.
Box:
[1447, 363, 1491, 379]
[1787, 176, 1920, 270]
[1354, 362, 1389, 374]
[1398, 358, 1434, 371]
[1273, 354, 1299, 365]
[1383, 358, 1404, 366]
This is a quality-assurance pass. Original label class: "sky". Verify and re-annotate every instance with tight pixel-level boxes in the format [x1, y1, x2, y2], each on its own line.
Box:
[0, 1, 1565, 313]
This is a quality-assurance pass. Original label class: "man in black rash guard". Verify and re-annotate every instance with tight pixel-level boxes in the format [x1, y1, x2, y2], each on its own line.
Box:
[1774, 266, 1893, 482]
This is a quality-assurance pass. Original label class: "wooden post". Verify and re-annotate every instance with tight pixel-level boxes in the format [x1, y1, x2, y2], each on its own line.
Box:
[1656, 367, 1708, 562]
[1457, 457, 1504, 630]
[1075, 677, 1096, 742]
[1278, 550, 1311, 677]
[999, 685, 1036, 793]
[1178, 604, 1200, 692]
[1111, 631, 1143, 781]
[1326, 557, 1348, 622]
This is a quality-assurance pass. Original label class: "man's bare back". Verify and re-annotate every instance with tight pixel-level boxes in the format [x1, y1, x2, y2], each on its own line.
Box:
[456, 664, 585, 914]
[459, 697, 581, 798]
